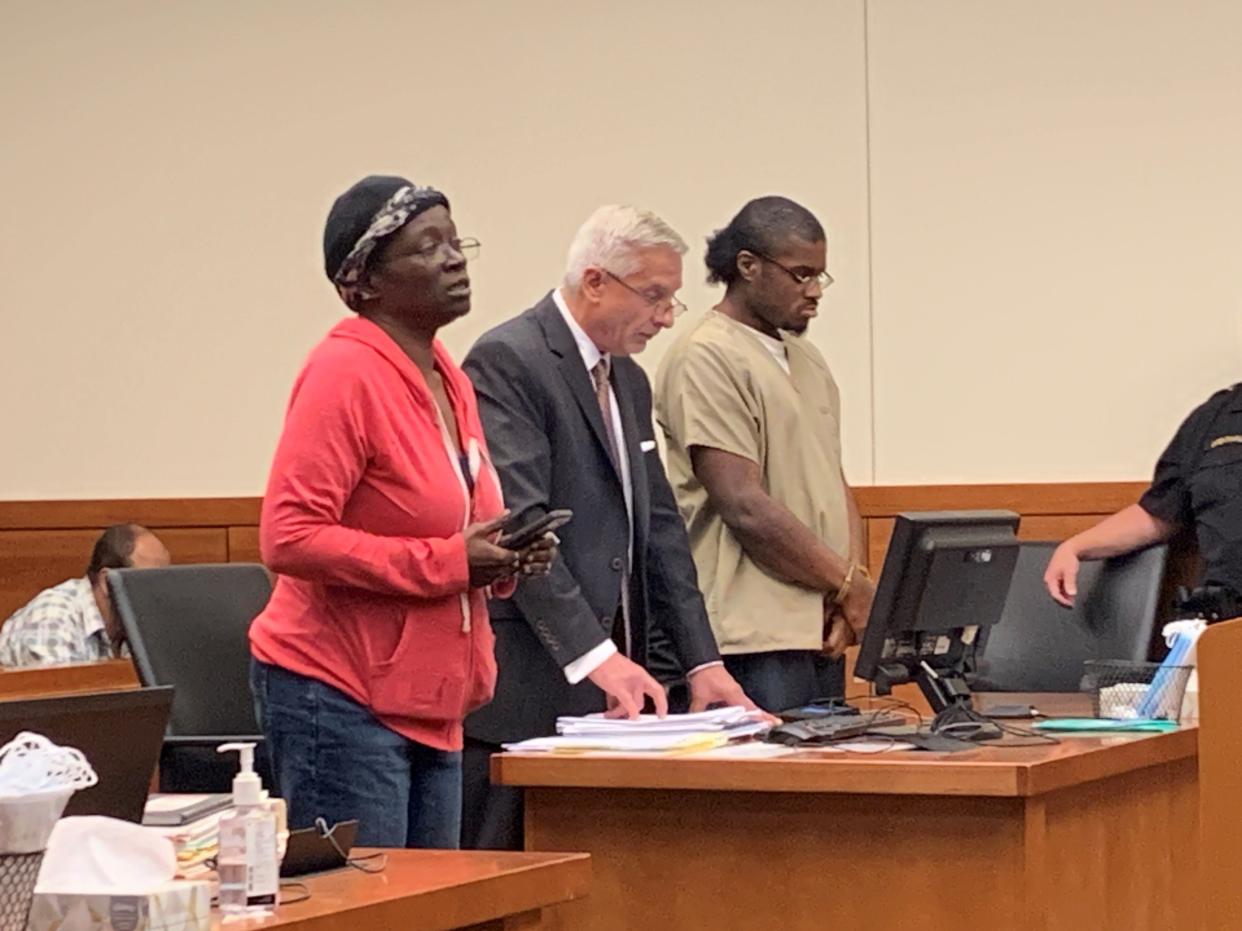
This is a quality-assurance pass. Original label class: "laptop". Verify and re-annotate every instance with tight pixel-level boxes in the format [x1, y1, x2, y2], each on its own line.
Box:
[0, 686, 174, 822]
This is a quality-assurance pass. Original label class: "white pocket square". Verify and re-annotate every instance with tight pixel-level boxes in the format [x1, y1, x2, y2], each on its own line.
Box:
[640, 440, 657, 452]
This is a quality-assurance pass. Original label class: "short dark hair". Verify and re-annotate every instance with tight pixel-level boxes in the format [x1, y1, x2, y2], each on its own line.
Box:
[704, 196, 826, 286]
[86, 524, 147, 582]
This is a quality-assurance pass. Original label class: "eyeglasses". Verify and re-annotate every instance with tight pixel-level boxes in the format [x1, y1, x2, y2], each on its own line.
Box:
[602, 269, 688, 318]
[752, 251, 833, 289]
[412, 237, 481, 262]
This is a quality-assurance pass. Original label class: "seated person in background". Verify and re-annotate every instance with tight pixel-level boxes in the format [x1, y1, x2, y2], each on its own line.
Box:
[0, 524, 170, 667]
[1046, 383, 1242, 617]
[654, 196, 874, 713]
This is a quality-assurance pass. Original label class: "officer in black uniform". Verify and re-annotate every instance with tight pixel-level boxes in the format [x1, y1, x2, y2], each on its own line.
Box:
[1046, 383, 1242, 619]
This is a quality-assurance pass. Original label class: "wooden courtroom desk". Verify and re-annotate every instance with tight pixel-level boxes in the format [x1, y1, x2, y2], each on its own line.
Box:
[0, 658, 138, 700]
[215, 849, 591, 931]
[495, 695, 1198, 931]
[1196, 616, 1242, 930]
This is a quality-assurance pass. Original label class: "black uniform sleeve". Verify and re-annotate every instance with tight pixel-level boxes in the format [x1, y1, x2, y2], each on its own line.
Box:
[1138, 391, 1229, 528]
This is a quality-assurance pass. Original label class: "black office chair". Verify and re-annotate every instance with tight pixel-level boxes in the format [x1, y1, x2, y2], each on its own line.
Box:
[109, 563, 273, 791]
[971, 541, 1168, 692]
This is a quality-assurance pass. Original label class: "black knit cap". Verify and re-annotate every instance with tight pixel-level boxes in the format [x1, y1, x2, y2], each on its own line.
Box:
[322, 175, 450, 282]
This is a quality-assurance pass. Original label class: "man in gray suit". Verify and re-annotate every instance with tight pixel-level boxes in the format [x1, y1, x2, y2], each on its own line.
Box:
[461, 205, 760, 849]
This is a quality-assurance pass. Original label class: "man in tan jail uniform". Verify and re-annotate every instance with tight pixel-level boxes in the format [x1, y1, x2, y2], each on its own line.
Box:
[654, 196, 874, 713]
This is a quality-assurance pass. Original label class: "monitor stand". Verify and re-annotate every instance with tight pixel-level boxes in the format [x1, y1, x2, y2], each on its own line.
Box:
[873, 661, 1002, 741]
[872, 660, 974, 713]
[914, 662, 973, 714]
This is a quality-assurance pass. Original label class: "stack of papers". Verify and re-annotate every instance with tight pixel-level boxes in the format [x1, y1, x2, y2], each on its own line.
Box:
[503, 706, 769, 754]
[145, 810, 227, 880]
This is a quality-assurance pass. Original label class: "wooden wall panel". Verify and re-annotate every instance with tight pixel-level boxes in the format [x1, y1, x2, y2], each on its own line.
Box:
[158, 528, 229, 565]
[0, 529, 102, 622]
[0, 485, 1188, 642]
[865, 518, 894, 576]
[0, 528, 228, 622]
[0, 498, 259, 530]
[852, 482, 1147, 517]
[865, 514, 1112, 576]
[0, 659, 139, 700]
[227, 526, 262, 564]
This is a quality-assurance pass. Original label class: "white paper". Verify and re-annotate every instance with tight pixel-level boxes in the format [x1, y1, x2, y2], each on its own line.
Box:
[555, 706, 756, 735]
[504, 721, 769, 754]
[36, 816, 176, 895]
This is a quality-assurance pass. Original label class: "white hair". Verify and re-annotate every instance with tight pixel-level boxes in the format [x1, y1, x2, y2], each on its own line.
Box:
[562, 205, 688, 287]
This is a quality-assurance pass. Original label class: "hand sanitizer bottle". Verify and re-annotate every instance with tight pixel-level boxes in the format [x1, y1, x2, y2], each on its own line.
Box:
[217, 742, 279, 915]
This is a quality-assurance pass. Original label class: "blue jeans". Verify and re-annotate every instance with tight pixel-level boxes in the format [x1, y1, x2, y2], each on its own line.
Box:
[249, 659, 461, 849]
[722, 651, 845, 714]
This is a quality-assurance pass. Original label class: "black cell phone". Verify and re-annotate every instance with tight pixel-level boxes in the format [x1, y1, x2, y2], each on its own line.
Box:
[498, 509, 573, 550]
[984, 704, 1038, 719]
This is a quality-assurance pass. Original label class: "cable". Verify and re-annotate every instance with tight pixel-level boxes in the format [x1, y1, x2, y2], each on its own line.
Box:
[988, 720, 1062, 747]
[279, 882, 311, 904]
[847, 694, 927, 730]
[788, 695, 927, 753]
[314, 817, 387, 874]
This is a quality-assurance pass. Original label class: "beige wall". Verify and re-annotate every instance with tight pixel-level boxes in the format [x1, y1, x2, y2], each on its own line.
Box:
[1, 0, 1238, 498]
[866, 0, 1242, 483]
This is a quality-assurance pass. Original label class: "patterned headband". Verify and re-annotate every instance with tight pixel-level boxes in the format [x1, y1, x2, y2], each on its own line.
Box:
[332, 184, 449, 300]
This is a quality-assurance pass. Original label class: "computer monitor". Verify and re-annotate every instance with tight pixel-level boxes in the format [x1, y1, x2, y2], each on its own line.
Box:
[854, 511, 1020, 719]
[0, 686, 174, 822]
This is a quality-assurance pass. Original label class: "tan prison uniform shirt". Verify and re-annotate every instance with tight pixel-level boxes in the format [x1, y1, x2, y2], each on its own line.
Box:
[654, 311, 850, 653]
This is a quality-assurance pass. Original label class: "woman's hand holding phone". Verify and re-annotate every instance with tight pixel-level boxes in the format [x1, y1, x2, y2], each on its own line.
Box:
[497, 510, 571, 579]
[464, 514, 521, 588]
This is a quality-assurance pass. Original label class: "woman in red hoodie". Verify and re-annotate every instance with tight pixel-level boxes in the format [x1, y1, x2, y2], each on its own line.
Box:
[249, 176, 553, 849]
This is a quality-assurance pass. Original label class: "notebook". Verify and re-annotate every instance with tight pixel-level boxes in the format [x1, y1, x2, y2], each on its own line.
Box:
[143, 793, 232, 827]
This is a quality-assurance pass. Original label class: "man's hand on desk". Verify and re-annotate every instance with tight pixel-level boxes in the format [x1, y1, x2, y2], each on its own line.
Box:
[591, 653, 669, 719]
[686, 665, 778, 724]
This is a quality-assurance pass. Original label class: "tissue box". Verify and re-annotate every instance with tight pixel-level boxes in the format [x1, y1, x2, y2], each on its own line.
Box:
[28, 880, 212, 931]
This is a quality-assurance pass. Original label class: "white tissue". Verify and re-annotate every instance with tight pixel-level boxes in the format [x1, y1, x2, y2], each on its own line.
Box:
[1098, 684, 1142, 719]
[0, 732, 97, 797]
[36, 817, 176, 895]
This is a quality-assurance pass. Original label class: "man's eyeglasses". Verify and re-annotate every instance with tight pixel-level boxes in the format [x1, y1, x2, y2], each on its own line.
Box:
[602, 269, 688, 318]
[752, 251, 833, 289]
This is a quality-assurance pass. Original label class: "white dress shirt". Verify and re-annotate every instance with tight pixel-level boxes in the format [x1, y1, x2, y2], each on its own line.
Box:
[554, 289, 629, 683]
[552, 291, 724, 688]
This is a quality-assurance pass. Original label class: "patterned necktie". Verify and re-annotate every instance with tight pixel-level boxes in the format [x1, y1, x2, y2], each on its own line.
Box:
[591, 358, 622, 470]
[591, 356, 630, 654]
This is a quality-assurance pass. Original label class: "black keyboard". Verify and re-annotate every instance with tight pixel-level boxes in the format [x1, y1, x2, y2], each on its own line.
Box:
[764, 712, 908, 746]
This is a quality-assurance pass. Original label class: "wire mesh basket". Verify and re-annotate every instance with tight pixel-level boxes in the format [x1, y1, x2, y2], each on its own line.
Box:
[1081, 660, 1193, 721]
[0, 851, 43, 931]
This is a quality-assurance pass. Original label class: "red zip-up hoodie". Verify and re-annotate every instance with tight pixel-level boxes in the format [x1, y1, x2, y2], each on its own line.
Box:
[250, 316, 509, 751]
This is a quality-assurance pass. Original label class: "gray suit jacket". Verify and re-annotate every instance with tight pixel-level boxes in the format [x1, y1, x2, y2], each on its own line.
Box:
[463, 292, 721, 743]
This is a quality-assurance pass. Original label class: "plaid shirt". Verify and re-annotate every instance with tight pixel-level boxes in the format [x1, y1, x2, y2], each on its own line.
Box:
[0, 577, 117, 667]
